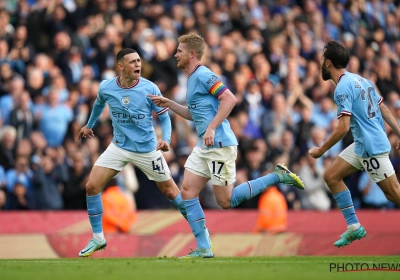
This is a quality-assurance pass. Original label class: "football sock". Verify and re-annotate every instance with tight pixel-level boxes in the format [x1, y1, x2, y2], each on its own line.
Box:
[87, 193, 104, 241]
[333, 190, 359, 226]
[183, 198, 210, 250]
[230, 174, 280, 208]
[93, 232, 105, 242]
[171, 193, 188, 220]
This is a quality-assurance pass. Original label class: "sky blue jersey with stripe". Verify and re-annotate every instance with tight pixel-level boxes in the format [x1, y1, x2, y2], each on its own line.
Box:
[90, 77, 170, 153]
[334, 71, 390, 157]
[187, 65, 238, 148]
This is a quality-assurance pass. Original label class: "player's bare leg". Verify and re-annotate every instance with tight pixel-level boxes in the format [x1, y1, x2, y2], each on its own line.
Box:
[377, 174, 400, 206]
[156, 178, 189, 220]
[156, 179, 180, 200]
[79, 166, 119, 257]
[324, 157, 366, 247]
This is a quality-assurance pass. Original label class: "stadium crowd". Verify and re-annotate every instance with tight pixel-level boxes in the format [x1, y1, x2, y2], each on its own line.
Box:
[0, 0, 400, 212]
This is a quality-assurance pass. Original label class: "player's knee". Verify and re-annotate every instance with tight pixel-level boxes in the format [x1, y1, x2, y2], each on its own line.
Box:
[85, 181, 98, 195]
[323, 171, 336, 185]
[216, 198, 231, 209]
[384, 191, 400, 205]
[385, 192, 395, 203]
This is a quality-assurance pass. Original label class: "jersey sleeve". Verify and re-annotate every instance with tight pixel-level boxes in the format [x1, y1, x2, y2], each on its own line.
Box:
[97, 80, 107, 104]
[199, 73, 228, 98]
[334, 82, 353, 119]
[150, 85, 169, 115]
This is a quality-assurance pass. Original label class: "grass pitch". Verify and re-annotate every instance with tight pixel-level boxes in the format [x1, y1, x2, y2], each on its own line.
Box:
[1, 256, 400, 280]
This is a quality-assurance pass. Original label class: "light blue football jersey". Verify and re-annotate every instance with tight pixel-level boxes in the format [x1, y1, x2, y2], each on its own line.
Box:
[186, 65, 238, 148]
[334, 71, 390, 157]
[96, 77, 170, 153]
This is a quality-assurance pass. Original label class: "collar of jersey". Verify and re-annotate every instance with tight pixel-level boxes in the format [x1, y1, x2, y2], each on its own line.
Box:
[188, 64, 202, 78]
[337, 72, 346, 84]
[116, 77, 140, 89]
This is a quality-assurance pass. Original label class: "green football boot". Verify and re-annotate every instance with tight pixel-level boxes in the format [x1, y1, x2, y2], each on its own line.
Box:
[273, 163, 305, 190]
[179, 248, 214, 259]
[334, 225, 366, 248]
[78, 238, 107, 257]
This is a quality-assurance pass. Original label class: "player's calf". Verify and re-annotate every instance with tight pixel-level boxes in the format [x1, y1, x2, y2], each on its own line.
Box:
[215, 197, 231, 209]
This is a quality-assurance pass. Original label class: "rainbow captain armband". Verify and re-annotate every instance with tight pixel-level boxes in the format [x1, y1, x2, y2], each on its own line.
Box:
[208, 80, 228, 98]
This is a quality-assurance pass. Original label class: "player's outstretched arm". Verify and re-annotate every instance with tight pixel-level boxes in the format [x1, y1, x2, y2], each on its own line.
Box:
[78, 99, 106, 140]
[157, 112, 172, 152]
[147, 95, 193, 120]
[380, 102, 400, 149]
[309, 115, 350, 158]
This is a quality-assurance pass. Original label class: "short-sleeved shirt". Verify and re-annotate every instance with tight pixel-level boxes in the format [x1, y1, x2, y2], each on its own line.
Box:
[334, 71, 390, 157]
[36, 104, 73, 147]
[186, 65, 238, 148]
[96, 77, 169, 153]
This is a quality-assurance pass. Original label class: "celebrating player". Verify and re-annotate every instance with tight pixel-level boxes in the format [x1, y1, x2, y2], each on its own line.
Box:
[78, 49, 189, 257]
[148, 33, 305, 258]
[309, 41, 400, 247]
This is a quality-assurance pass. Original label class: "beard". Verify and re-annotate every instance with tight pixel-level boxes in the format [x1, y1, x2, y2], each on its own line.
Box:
[321, 64, 331, 81]
[177, 57, 189, 69]
[177, 61, 184, 69]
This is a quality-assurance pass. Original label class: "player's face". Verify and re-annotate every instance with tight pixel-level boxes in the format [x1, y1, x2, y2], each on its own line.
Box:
[119, 52, 141, 79]
[320, 55, 331, 81]
[175, 43, 190, 69]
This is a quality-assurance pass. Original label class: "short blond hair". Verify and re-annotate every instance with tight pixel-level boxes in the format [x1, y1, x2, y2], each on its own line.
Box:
[178, 33, 205, 60]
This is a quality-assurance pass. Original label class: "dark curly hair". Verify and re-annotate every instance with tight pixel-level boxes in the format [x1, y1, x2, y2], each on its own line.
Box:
[323, 41, 350, 69]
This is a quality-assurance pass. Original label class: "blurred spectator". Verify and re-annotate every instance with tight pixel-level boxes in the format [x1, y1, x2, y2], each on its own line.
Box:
[102, 178, 137, 233]
[311, 96, 336, 131]
[5, 155, 32, 193]
[115, 162, 139, 198]
[149, 40, 178, 94]
[35, 87, 73, 146]
[31, 155, 65, 210]
[297, 154, 331, 211]
[295, 105, 315, 156]
[7, 182, 31, 210]
[62, 151, 89, 210]
[15, 138, 32, 158]
[25, 67, 45, 103]
[8, 25, 35, 66]
[42, 73, 69, 102]
[0, 76, 26, 125]
[0, 125, 17, 170]
[9, 91, 35, 141]
[358, 171, 393, 209]
[30, 130, 47, 157]
[0, 39, 25, 75]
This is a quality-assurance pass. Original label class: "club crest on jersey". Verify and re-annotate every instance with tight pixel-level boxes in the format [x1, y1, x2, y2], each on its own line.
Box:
[122, 96, 130, 105]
